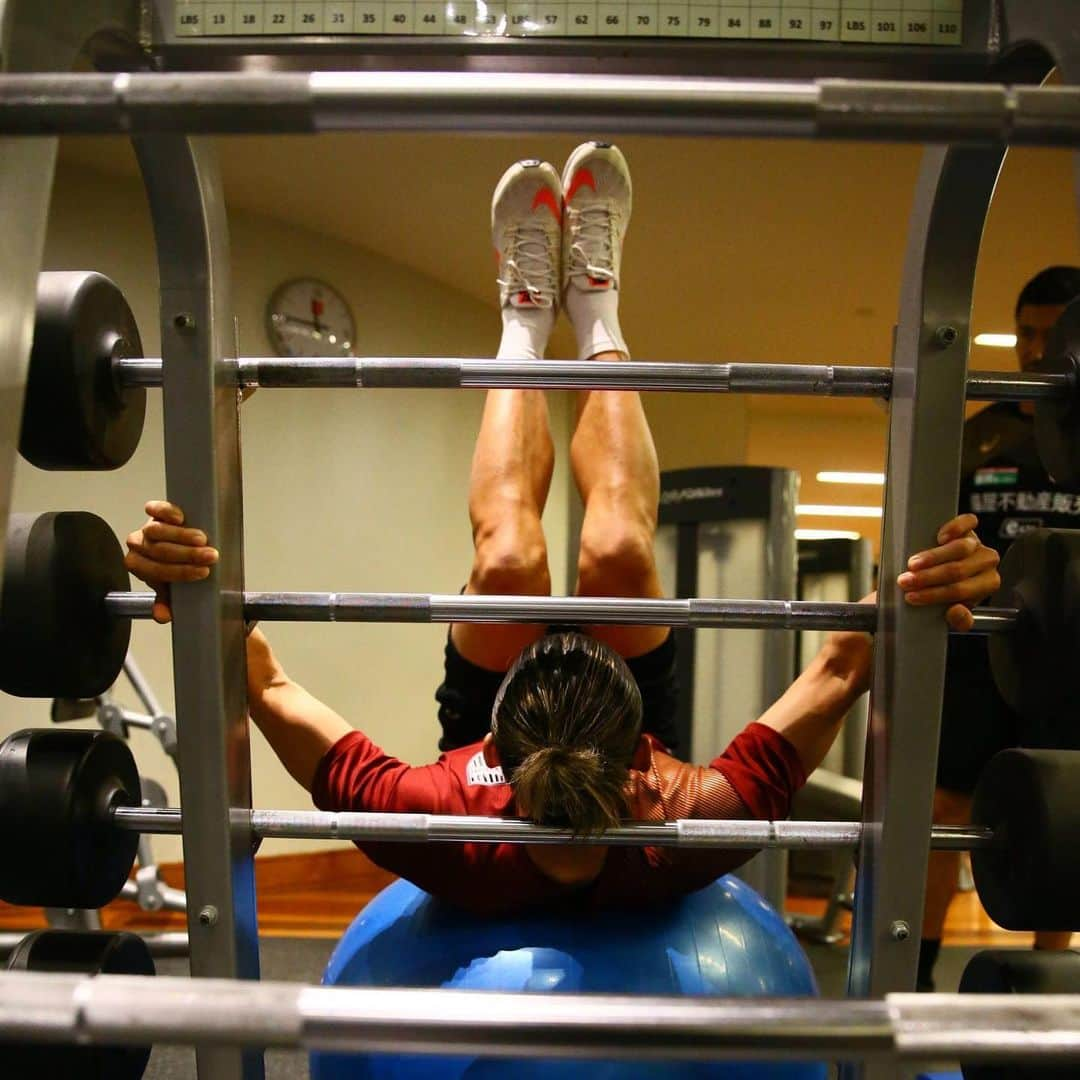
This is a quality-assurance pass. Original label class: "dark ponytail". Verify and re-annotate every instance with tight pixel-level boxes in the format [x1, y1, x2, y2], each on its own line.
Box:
[492, 633, 642, 834]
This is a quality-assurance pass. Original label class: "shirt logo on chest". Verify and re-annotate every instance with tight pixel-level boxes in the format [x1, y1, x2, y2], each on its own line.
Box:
[974, 466, 1019, 487]
[466, 751, 506, 787]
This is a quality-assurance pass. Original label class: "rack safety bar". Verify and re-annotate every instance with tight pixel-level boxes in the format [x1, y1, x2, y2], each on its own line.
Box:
[109, 808, 993, 850]
[102, 592, 1018, 633]
[3, 973, 1080, 1063]
[2, 73, 1080, 144]
[113, 356, 1075, 401]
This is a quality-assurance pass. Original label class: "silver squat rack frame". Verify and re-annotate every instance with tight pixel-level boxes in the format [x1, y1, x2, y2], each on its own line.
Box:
[2, 4, 1080, 1080]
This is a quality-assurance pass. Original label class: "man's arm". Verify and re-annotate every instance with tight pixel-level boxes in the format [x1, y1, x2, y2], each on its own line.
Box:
[755, 629, 870, 778]
[245, 628, 352, 792]
[125, 501, 353, 792]
[757, 510, 1001, 777]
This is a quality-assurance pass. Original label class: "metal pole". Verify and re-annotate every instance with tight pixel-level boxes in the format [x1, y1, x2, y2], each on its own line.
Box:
[3, 972, 1080, 1064]
[101, 591, 1018, 633]
[846, 143, 1008, 1044]
[3, 73, 1080, 144]
[122, 653, 166, 719]
[115, 356, 1075, 401]
[133, 133, 262, 1080]
[745, 471, 799, 908]
[108, 806, 994, 851]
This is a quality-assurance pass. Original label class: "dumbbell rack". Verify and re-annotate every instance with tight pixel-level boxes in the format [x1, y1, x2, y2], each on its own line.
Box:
[2, 3, 1080, 1080]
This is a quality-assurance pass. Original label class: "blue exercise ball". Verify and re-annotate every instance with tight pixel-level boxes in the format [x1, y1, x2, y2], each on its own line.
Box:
[312, 875, 825, 1080]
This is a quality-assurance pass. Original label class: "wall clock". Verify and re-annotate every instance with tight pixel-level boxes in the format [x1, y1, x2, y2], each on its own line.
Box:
[266, 278, 356, 358]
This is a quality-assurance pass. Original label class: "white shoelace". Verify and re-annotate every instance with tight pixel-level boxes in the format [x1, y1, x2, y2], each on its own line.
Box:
[497, 221, 559, 307]
[567, 204, 619, 282]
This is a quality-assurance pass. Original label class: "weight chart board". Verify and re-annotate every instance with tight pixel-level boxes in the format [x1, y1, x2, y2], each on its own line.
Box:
[169, 0, 963, 43]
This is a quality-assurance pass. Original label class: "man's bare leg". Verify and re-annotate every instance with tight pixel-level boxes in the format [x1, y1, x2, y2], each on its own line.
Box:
[923, 786, 972, 949]
[452, 389, 554, 671]
[451, 159, 563, 672]
[560, 143, 666, 657]
[572, 374, 667, 658]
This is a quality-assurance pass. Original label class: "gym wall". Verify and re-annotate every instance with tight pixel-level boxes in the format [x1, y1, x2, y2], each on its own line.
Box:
[0, 157, 573, 860]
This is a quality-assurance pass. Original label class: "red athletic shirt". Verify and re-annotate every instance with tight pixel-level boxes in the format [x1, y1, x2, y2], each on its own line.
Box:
[312, 722, 805, 915]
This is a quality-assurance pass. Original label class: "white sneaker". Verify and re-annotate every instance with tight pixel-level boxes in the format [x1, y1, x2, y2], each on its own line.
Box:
[491, 159, 563, 312]
[560, 141, 632, 298]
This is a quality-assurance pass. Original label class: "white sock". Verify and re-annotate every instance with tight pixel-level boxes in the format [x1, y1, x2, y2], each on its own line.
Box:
[564, 285, 629, 360]
[496, 304, 556, 361]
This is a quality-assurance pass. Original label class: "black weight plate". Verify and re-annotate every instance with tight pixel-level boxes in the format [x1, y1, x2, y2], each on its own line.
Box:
[4, 930, 153, 1080]
[0, 511, 130, 698]
[960, 949, 1080, 1080]
[988, 528, 1080, 729]
[1034, 296, 1080, 486]
[971, 748, 1080, 932]
[20, 270, 145, 471]
[7, 929, 154, 976]
[0, 729, 140, 909]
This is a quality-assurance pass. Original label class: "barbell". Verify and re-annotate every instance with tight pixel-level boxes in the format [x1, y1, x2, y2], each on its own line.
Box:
[19, 271, 1080, 473]
[0, 728, 1076, 934]
[3, 971, 1080, 1065]
[0, 509, 1021, 701]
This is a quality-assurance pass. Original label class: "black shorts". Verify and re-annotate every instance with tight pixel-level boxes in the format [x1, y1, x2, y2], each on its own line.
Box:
[434, 630, 680, 753]
[937, 635, 1080, 795]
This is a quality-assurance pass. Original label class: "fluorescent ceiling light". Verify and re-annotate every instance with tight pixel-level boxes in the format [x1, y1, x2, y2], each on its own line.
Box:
[795, 529, 862, 541]
[817, 471, 885, 485]
[796, 504, 883, 519]
[974, 333, 1017, 348]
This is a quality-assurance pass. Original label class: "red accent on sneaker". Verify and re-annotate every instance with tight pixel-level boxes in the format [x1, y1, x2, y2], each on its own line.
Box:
[516, 291, 535, 305]
[587, 277, 611, 288]
[531, 186, 562, 223]
[565, 167, 597, 205]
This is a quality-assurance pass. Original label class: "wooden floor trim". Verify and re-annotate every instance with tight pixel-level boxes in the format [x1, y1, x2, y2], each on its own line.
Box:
[0, 848, 1047, 946]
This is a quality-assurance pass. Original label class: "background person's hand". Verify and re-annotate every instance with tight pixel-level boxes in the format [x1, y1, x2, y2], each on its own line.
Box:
[896, 513, 1000, 631]
[124, 501, 219, 624]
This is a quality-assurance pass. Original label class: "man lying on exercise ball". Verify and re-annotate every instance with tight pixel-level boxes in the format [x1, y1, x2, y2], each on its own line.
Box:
[125, 143, 1001, 914]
